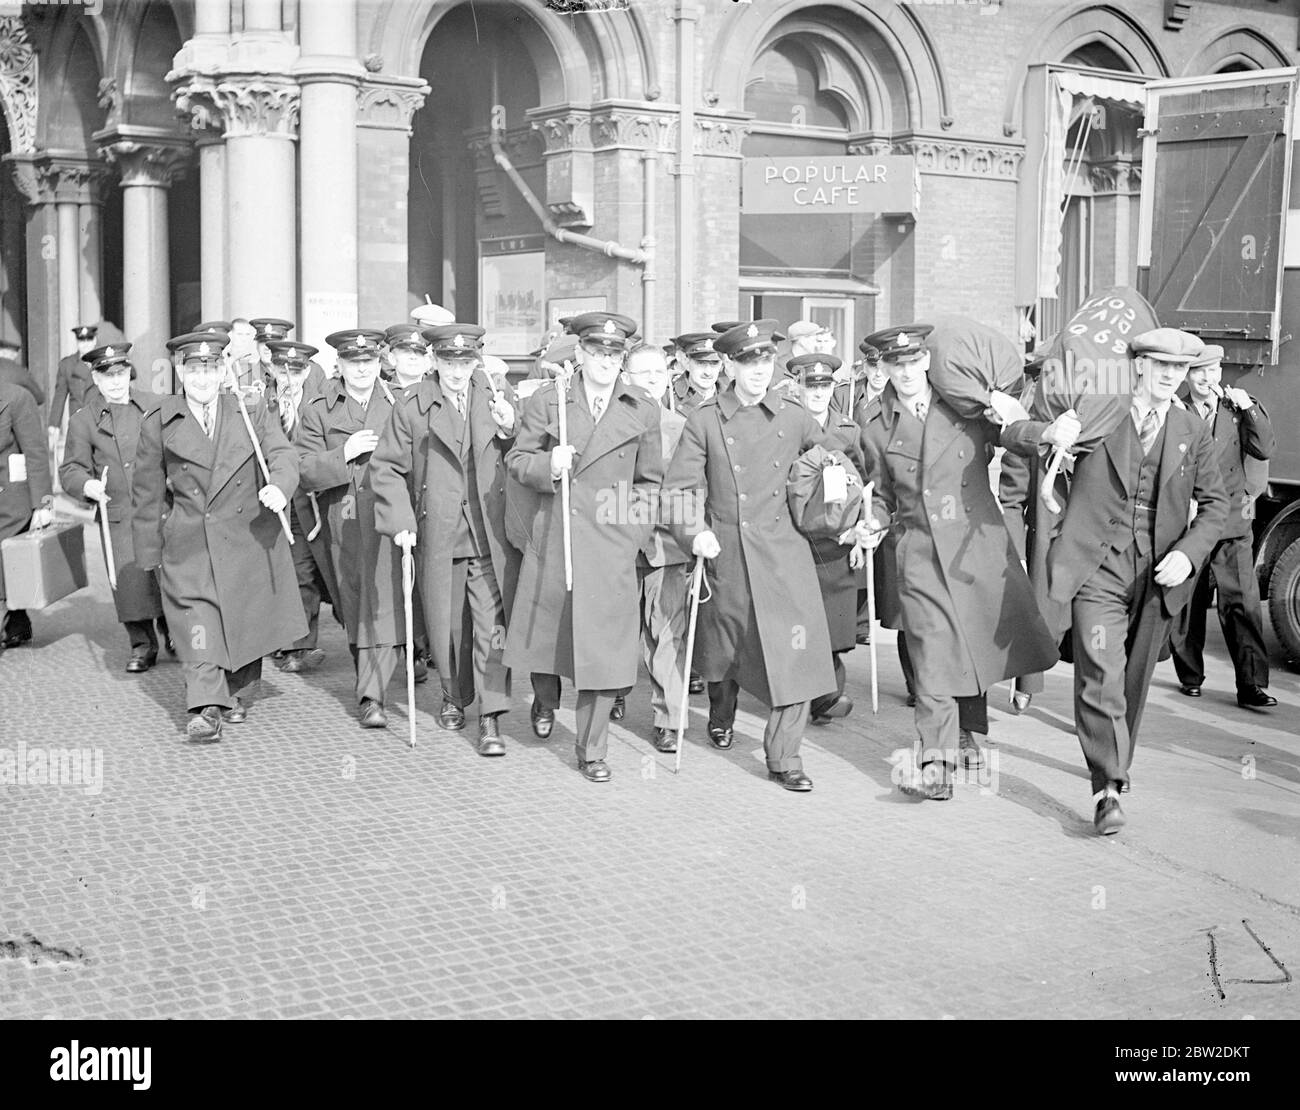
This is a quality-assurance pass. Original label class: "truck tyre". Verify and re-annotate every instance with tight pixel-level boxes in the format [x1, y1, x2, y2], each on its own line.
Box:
[1267, 536, 1300, 662]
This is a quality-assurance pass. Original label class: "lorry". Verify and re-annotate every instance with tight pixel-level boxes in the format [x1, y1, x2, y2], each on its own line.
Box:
[1136, 66, 1300, 663]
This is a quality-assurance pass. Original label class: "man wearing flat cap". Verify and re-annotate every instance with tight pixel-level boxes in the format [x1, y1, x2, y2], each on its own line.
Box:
[48, 324, 99, 446]
[265, 339, 335, 674]
[863, 324, 1059, 802]
[60, 343, 169, 672]
[372, 324, 522, 752]
[670, 332, 724, 414]
[504, 311, 663, 781]
[1169, 342, 1275, 710]
[133, 331, 305, 741]
[1018, 326, 1228, 834]
[663, 319, 835, 792]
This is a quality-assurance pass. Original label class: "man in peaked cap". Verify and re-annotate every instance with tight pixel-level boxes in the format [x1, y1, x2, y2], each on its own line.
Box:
[670, 332, 724, 414]
[503, 310, 663, 781]
[1005, 326, 1228, 834]
[372, 322, 522, 751]
[0, 337, 44, 408]
[60, 341, 169, 672]
[384, 325, 433, 392]
[863, 323, 1059, 802]
[250, 317, 295, 386]
[662, 320, 834, 792]
[265, 338, 335, 675]
[1169, 342, 1276, 710]
[133, 331, 305, 741]
[49, 323, 100, 445]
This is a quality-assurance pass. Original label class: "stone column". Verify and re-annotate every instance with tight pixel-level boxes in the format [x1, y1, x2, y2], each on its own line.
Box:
[196, 132, 227, 319]
[355, 72, 428, 326]
[294, 0, 364, 348]
[100, 139, 190, 387]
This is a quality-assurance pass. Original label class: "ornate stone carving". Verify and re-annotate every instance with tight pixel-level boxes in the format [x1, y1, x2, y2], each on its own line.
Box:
[173, 77, 301, 140]
[590, 109, 676, 152]
[850, 134, 1023, 180]
[531, 111, 593, 155]
[693, 116, 749, 158]
[97, 78, 121, 127]
[1090, 160, 1141, 194]
[0, 15, 38, 156]
[357, 76, 429, 134]
[7, 152, 114, 205]
[101, 140, 191, 188]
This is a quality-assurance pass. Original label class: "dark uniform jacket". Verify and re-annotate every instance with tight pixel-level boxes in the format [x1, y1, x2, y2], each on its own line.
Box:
[0, 356, 46, 409]
[810, 408, 868, 653]
[49, 352, 94, 427]
[0, 381, 52, 609]
[132, 394, 306, 670]
[60, 389, 164, 623]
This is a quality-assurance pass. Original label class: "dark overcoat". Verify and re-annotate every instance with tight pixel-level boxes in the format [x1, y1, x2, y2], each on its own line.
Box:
[810, 410, 868, 653]
[503, 373, 662, 689]
[371, 370, 522, 660]
[296, 379, 403, 648]
[853, 393, 901, 628]
[1179, 393, 1272, 541]
[131, 394, 306, 670]
[0, 382, 52, 609]
[60, 389, 164, 623]
[865, 388, 1058, 697]
[663, 387, 835, 707]
[50, 352, 94, 426]
[1042, 405, 1228, 619]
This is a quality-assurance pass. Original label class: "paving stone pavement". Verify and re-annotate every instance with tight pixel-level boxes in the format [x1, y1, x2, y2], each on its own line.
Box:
[1, 525, 1297, 1019]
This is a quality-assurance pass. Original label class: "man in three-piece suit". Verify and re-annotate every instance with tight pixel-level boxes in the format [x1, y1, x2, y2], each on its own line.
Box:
[1169, 343, 1275, 709]
[1031, 328, 1228, 835]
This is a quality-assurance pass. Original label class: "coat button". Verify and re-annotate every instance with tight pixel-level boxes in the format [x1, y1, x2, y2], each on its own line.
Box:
[182, 464, 188, 470]
[908, 465, 916, 473]
[734, 464, 741, 472]
[777, 431, 784, 437]
[237, 507, 243, 514]
[742, 521, 749, 528]
[726, 437, 734, 445]
[961, 480, 968, 488]
[930, 513, 937, 522]
[958, 451, 964, 459]
[740, 493, 747, 501]
[923, 489, 931, 497]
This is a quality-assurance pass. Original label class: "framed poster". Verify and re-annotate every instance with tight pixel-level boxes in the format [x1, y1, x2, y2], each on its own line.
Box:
[548, 296, 606, 333]
[479, 247, 545, 356]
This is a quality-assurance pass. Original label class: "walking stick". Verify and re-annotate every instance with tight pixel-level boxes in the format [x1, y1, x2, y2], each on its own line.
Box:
[863, 481, 879, 715]
[674, 555, 706, 774]
[231, 388, 294, 545]
[306, 493, 323, 542]
[95, 465, 117, 591]
[556, 359, 575, 591]
[399, 536, 417, 749]
[1038, 407, 1076, 515]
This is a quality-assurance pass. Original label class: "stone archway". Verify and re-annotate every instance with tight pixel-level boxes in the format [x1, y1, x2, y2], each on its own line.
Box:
[1185, 27, 1292, 75]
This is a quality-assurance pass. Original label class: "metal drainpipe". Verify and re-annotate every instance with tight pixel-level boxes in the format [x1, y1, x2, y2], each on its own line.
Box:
[489, 132, 647, 264]
[641, 150, 657, 339]
[674, 1, 698, 336]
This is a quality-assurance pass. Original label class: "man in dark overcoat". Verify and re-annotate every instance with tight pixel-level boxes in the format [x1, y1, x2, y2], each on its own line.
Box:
[663, 321, 835, 793]
[669, 332, 724, 414]
[60, 342, 168, 671]
[863, 324, 1059, 800]
[371, 324, 521, 753]
[1169, 342, 1275, 709]
[0, 378, 52, 653]
[48, 324, 99, 443]
[1015, 328, 1228, 834]
[132, 331, 306, 741]
[504, 312, 662, 781]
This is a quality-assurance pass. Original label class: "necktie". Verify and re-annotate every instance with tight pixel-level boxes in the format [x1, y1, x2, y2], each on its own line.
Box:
[1139, 408, 1159, 455]
[914, 399, 928, 422]
[452, 391, 465, 416]
[591, 394, 605, 421]
[1200, 402, 1214, 424]
[203, 403, 215, 439]
[280, 391, 296, 435]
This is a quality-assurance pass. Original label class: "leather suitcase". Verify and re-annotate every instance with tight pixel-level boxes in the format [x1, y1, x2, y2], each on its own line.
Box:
[1, 522, 88, 609]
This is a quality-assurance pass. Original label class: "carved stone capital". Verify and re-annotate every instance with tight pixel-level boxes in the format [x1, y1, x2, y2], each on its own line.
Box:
[5, 151, 114, 205]
[1090, 159, 1140, 194]
[693, 114, 750, 159]
[859, 133, 1024, 180]
[173, 76, 300, 140]
[0, 14, 38, 156]
[357, 75, 429, 134]
[590, 106, 677, 152]
[530, 108, 593, 155]
[100, 138, 192, 188]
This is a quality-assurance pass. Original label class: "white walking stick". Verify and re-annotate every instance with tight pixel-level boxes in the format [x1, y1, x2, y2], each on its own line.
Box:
[556, 359, 575, 591]
[231, 388, 294, 545]
[863, 481, 879, 715]
[95, 465, 116, 591]
[399, 535, 417, 749]
[674, 556, 706, 774]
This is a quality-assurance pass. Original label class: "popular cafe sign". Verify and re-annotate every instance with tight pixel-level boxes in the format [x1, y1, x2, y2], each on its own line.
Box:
[741, 156, 918, 216]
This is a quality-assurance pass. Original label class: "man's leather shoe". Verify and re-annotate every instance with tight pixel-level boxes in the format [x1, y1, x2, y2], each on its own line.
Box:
[905, 692, 917, 708]
[577, 758, 611, 782]
[811, 694, 853, 723]
[958, 729, 984, 770]
[359, 698, 388, 729]
[688, 673, 705, 695]
[708, 725, 733, 750]
[477, 715, 506, 756]
[530, 702, 554, 740]
[125, 652, 157, 674]
[652, 727, 678, 753]
[412, 653, 428, 684]
[856, 631, 872, 646]
[1, 630, 31, 649]
[1094, 793, 1126, 835]
[609, 694, 626, 721]
[899, 762, 953, 801]
[1179, 684, 1202, 698]
[186, 706, 223, 741]
[1238, 685, 1277, 709]
[769, 769, 813, 792]
[439, 699, 466, 730]
[221, 698, 246, 724]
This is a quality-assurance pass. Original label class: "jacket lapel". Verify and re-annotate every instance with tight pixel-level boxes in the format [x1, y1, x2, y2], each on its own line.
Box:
[208, 394, 254, 501]
[1159, 406, 1190, 492]
[1104, 415, 1135, 491]
[574, 382, 642, 474]
[162, 396, 216, 471]
[921, 396, 962, 466]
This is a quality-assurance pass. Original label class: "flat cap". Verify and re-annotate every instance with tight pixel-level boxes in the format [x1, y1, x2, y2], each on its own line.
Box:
[788, 353, 840, 385]
[1130, 327, 1204, 363]
[410, 302, 455, 328]
[1190, 343, 1225, 369]
[864, 324, 934, 363]
[714, 319, 785, 361]
[787, 320, 829, 343]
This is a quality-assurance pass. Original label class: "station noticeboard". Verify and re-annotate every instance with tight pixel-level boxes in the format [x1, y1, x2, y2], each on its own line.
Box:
[741, 155, 918, 217]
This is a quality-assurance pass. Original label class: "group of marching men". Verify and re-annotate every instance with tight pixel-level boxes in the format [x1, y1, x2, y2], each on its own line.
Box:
[0, 304, 1275, 831]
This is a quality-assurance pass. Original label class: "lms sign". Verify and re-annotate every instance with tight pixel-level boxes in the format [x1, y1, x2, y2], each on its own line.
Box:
[742, 156, 918, 216]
